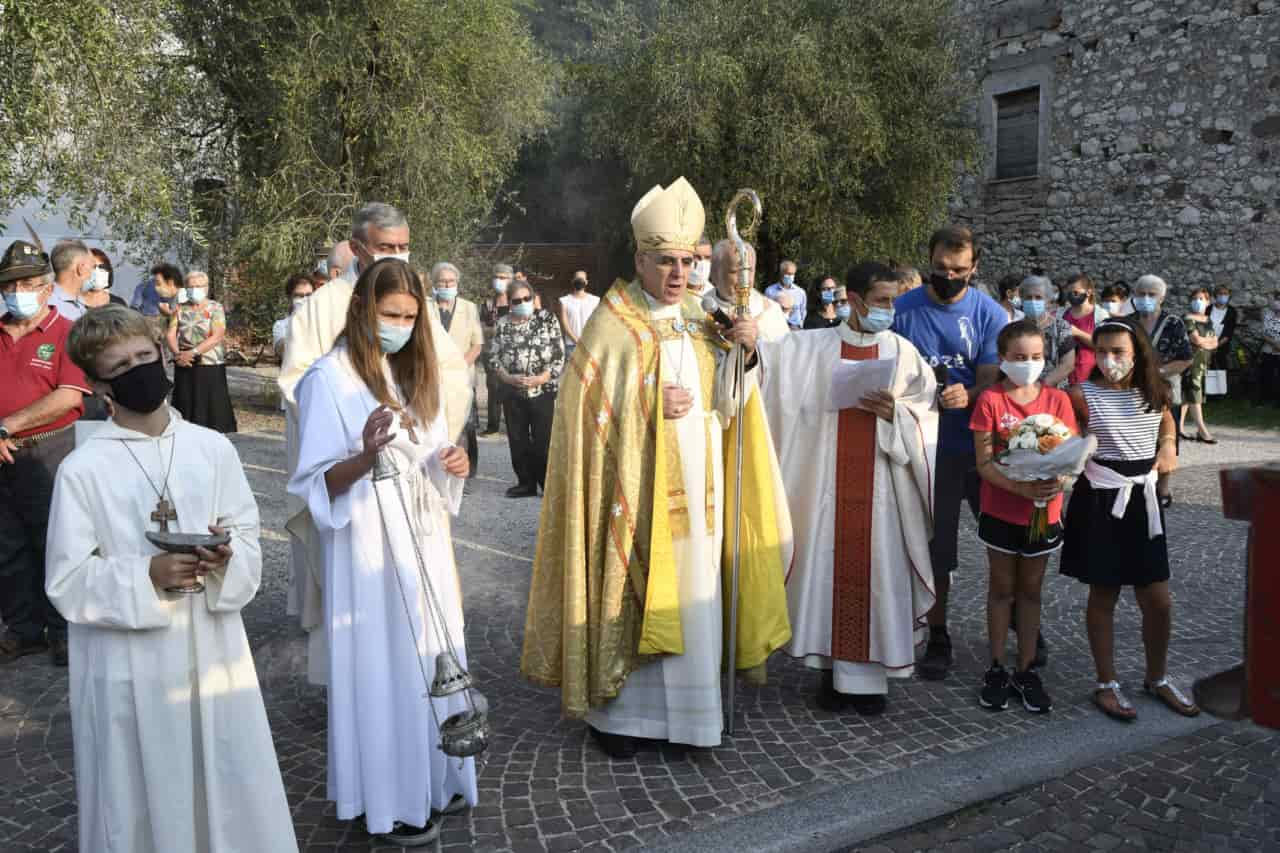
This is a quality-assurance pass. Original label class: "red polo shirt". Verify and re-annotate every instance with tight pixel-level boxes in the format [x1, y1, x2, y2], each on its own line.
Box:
[0, 308, 91, 438]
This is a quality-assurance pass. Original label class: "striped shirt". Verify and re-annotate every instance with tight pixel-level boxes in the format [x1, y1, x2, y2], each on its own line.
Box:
[1081, 381, 1163, 461]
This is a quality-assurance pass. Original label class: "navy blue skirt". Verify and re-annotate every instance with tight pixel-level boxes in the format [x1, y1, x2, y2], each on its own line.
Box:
[1059, 458, 1170, 587]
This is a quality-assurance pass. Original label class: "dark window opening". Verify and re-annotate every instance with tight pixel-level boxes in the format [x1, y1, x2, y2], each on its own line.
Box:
[994, 87, 1040, 180]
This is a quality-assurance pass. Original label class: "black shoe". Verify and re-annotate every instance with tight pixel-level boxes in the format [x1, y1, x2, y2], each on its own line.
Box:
[1032, 631, 1049, 670]
[49, 635, 68, 667]
[589, 725, 638, 759]
[979, 663, 1010, 710]
[481, 428, 499, 436]
[1011, 668, 1053, 714]
[816, 670, 854, 712]
[1158, 493, 1173, 509]
[376, 819, 440, 847]
[917, 628, 952, 681]
[849, 693, 887, 717]
[0, 632, 48, 664]
[505, 484, 537, 498]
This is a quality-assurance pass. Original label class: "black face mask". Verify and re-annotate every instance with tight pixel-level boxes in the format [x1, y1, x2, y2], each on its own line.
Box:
[929, 272, 968, 301]
[107, 357, 172, 414]
[572, 279, 586, 291]
[1067, 292, 1088, 307]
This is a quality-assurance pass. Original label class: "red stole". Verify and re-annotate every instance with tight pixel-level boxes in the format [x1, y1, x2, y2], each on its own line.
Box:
[832, 341, 878, 662]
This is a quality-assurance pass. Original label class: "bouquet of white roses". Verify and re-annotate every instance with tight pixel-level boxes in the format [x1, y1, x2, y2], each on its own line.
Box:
[996, 414, 1096, 537]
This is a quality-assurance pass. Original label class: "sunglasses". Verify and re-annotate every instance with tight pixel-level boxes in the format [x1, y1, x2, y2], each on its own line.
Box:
[510, 295, 533, 305]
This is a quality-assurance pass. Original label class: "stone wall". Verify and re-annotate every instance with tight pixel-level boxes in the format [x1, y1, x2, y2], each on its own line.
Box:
[952, 0, 1280, 335]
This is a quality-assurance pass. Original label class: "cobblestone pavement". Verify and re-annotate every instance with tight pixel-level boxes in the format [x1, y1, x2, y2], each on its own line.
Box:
[847, 722, 1280, 853]
[2, 408, 1277, 853]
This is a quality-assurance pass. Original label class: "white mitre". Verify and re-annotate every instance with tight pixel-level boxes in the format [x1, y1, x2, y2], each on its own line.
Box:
[631, 177, 706, 253]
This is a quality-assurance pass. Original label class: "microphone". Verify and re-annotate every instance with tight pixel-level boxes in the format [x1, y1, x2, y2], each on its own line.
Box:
[701, 292, 735, 329]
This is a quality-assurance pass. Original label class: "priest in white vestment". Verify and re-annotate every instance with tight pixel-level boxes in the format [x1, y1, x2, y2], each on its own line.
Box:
[757, 261, 938, 715]
[288, 259, 477, 846]
[707, 238, 791, 342]
[277, 203, 470, 686]
[46, 306, 296, 853]
[521, 179, 793, 759]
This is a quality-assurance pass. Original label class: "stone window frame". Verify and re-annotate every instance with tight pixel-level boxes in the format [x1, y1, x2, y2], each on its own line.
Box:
[980, 62, 1054, 183]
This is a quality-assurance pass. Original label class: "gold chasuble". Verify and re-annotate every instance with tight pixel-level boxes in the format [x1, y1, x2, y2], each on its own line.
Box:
[521, 278, 791, 718]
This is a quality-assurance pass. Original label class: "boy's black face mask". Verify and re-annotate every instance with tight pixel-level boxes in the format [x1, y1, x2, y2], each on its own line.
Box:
[107, 356, 172, 414]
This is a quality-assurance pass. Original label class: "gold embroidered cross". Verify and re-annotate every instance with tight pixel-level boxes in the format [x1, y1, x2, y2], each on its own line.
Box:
[151, 498, 177, 532]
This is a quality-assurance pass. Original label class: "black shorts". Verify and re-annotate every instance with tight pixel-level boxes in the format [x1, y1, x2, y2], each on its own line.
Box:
[978, 513, 1063, 558]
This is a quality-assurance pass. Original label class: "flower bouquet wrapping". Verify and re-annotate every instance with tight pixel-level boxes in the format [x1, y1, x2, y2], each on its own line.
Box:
[995, 414, 1097, 538]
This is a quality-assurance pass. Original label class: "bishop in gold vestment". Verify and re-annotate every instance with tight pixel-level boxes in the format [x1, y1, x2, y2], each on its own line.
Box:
[520, 178, 792, 756]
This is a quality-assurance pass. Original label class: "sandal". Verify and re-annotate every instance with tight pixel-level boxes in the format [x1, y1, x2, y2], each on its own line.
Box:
[1158, 494, 1173, 509]
[1093, 681, 1137, 722]
[1144, 677, 1200, 717]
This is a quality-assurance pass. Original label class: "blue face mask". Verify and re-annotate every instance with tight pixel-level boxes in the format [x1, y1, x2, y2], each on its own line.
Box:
[3, 289, 44, 320]
[1022, 299, 1046, 317]
[1191, 298, 1208, 314]
[835, 304, 852, 321]
[378, 321, 413, 353]
[820, 290, 835, 305]
[1133, 296, 1158, 314]
[860, 305, 895, 333]
[1215, 295, 1229, 306]
[434, 287, 457, 302]
[782, 274, 795, 287]
[512, 301, 535, 319]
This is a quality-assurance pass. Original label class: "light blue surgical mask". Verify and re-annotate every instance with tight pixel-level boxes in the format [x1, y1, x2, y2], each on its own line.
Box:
[3, 290, 43, 320]
[1022, 298, 1046, 318]
[835, 304, 852, 321]
[820, 290, 835, 305]
[860, 305, 895, 334]
[1133, 296, 1158, 314]
[1191, 298, 1208, 313]
[782, 274, 795, 287]
[512, 301, 534, 319]
[434, 287, 457, 302]
[1215, 295, 1230, 306]
[1009, 295, 1022, 308]
[378, 321, 413, 353]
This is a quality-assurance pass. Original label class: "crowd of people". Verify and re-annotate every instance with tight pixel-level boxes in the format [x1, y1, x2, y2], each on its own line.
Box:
[0, 181, 1274, 852]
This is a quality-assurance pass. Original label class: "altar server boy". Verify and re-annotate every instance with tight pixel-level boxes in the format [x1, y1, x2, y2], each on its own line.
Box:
[46, 305, 297, 853]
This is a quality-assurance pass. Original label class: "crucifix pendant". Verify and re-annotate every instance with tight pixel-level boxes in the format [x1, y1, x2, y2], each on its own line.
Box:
[151, 497, 178, 532]
[399, 411, 419, 444]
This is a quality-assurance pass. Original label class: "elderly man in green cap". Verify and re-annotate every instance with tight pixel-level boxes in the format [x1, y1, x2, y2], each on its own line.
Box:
[0, 240, 93, 666]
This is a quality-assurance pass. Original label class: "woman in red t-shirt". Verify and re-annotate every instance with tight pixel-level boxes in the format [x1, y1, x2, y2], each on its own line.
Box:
[1062, 273, 1107, 385]
[970, 321, 1079, 715]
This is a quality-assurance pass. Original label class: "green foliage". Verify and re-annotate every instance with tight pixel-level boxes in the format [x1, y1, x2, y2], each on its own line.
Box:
[171, 0, 555, 338]
[0, 0, 225, 254]
[573, 0, 979, 274]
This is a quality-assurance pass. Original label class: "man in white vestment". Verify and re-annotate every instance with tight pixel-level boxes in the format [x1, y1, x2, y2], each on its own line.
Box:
[47, 306, 297, 853]
[521, 178, 793, 759]
[757, 261, 938, 715]
[278, 202, 470, 684]
[707, 238, 790, 342]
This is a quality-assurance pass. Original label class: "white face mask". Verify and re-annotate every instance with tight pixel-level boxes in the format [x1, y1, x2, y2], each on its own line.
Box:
[177, 287, 189, 303]
[1098, 356, 1134, 383]
[492, 278, 509, 294]
[1001, 358, 1045, 387]
[373, 252, 411, 264]
[83, 267, 110, 292]
[190, 287, 208, 303]
[689, 259, 711, 286]
[1102, 301, 1122, 314]
[291, 296, 307, 311]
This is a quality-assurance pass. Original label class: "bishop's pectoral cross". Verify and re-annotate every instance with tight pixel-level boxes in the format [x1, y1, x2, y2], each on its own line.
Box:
[151, 498, 178, 533]
[398, 410, 420, 445]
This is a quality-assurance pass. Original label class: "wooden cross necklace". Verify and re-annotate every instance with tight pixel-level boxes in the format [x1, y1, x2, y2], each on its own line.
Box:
[119, 434, 179, 532]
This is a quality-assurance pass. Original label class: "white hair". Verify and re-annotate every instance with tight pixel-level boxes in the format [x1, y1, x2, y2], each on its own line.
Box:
[1134, 274, 1167, 298]
[351, 202, 408, 241]
[1019, 274, 1053, 298]
[430, 261, 460, 284]
[185, 270, 209, 288]
[709, 238, 755, 294]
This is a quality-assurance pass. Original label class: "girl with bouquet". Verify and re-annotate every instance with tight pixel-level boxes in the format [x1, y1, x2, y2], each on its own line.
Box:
[1063, 317, 1199, 722]
[971, 321, 1078, 713]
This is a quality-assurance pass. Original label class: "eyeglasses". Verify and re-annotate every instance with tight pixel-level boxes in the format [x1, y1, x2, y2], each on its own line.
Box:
[0, 279, 49, 294]
[510, 295, 533, 305]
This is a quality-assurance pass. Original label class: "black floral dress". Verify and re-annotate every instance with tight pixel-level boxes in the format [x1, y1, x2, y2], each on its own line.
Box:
[487, 310, 565, 399]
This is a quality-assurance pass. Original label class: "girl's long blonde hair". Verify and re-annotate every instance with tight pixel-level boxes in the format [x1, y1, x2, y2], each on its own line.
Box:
[344, 259, 440, 426]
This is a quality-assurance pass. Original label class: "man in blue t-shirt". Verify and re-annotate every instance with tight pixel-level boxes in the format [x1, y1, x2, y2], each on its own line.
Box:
[892, 225, 1010, 681]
